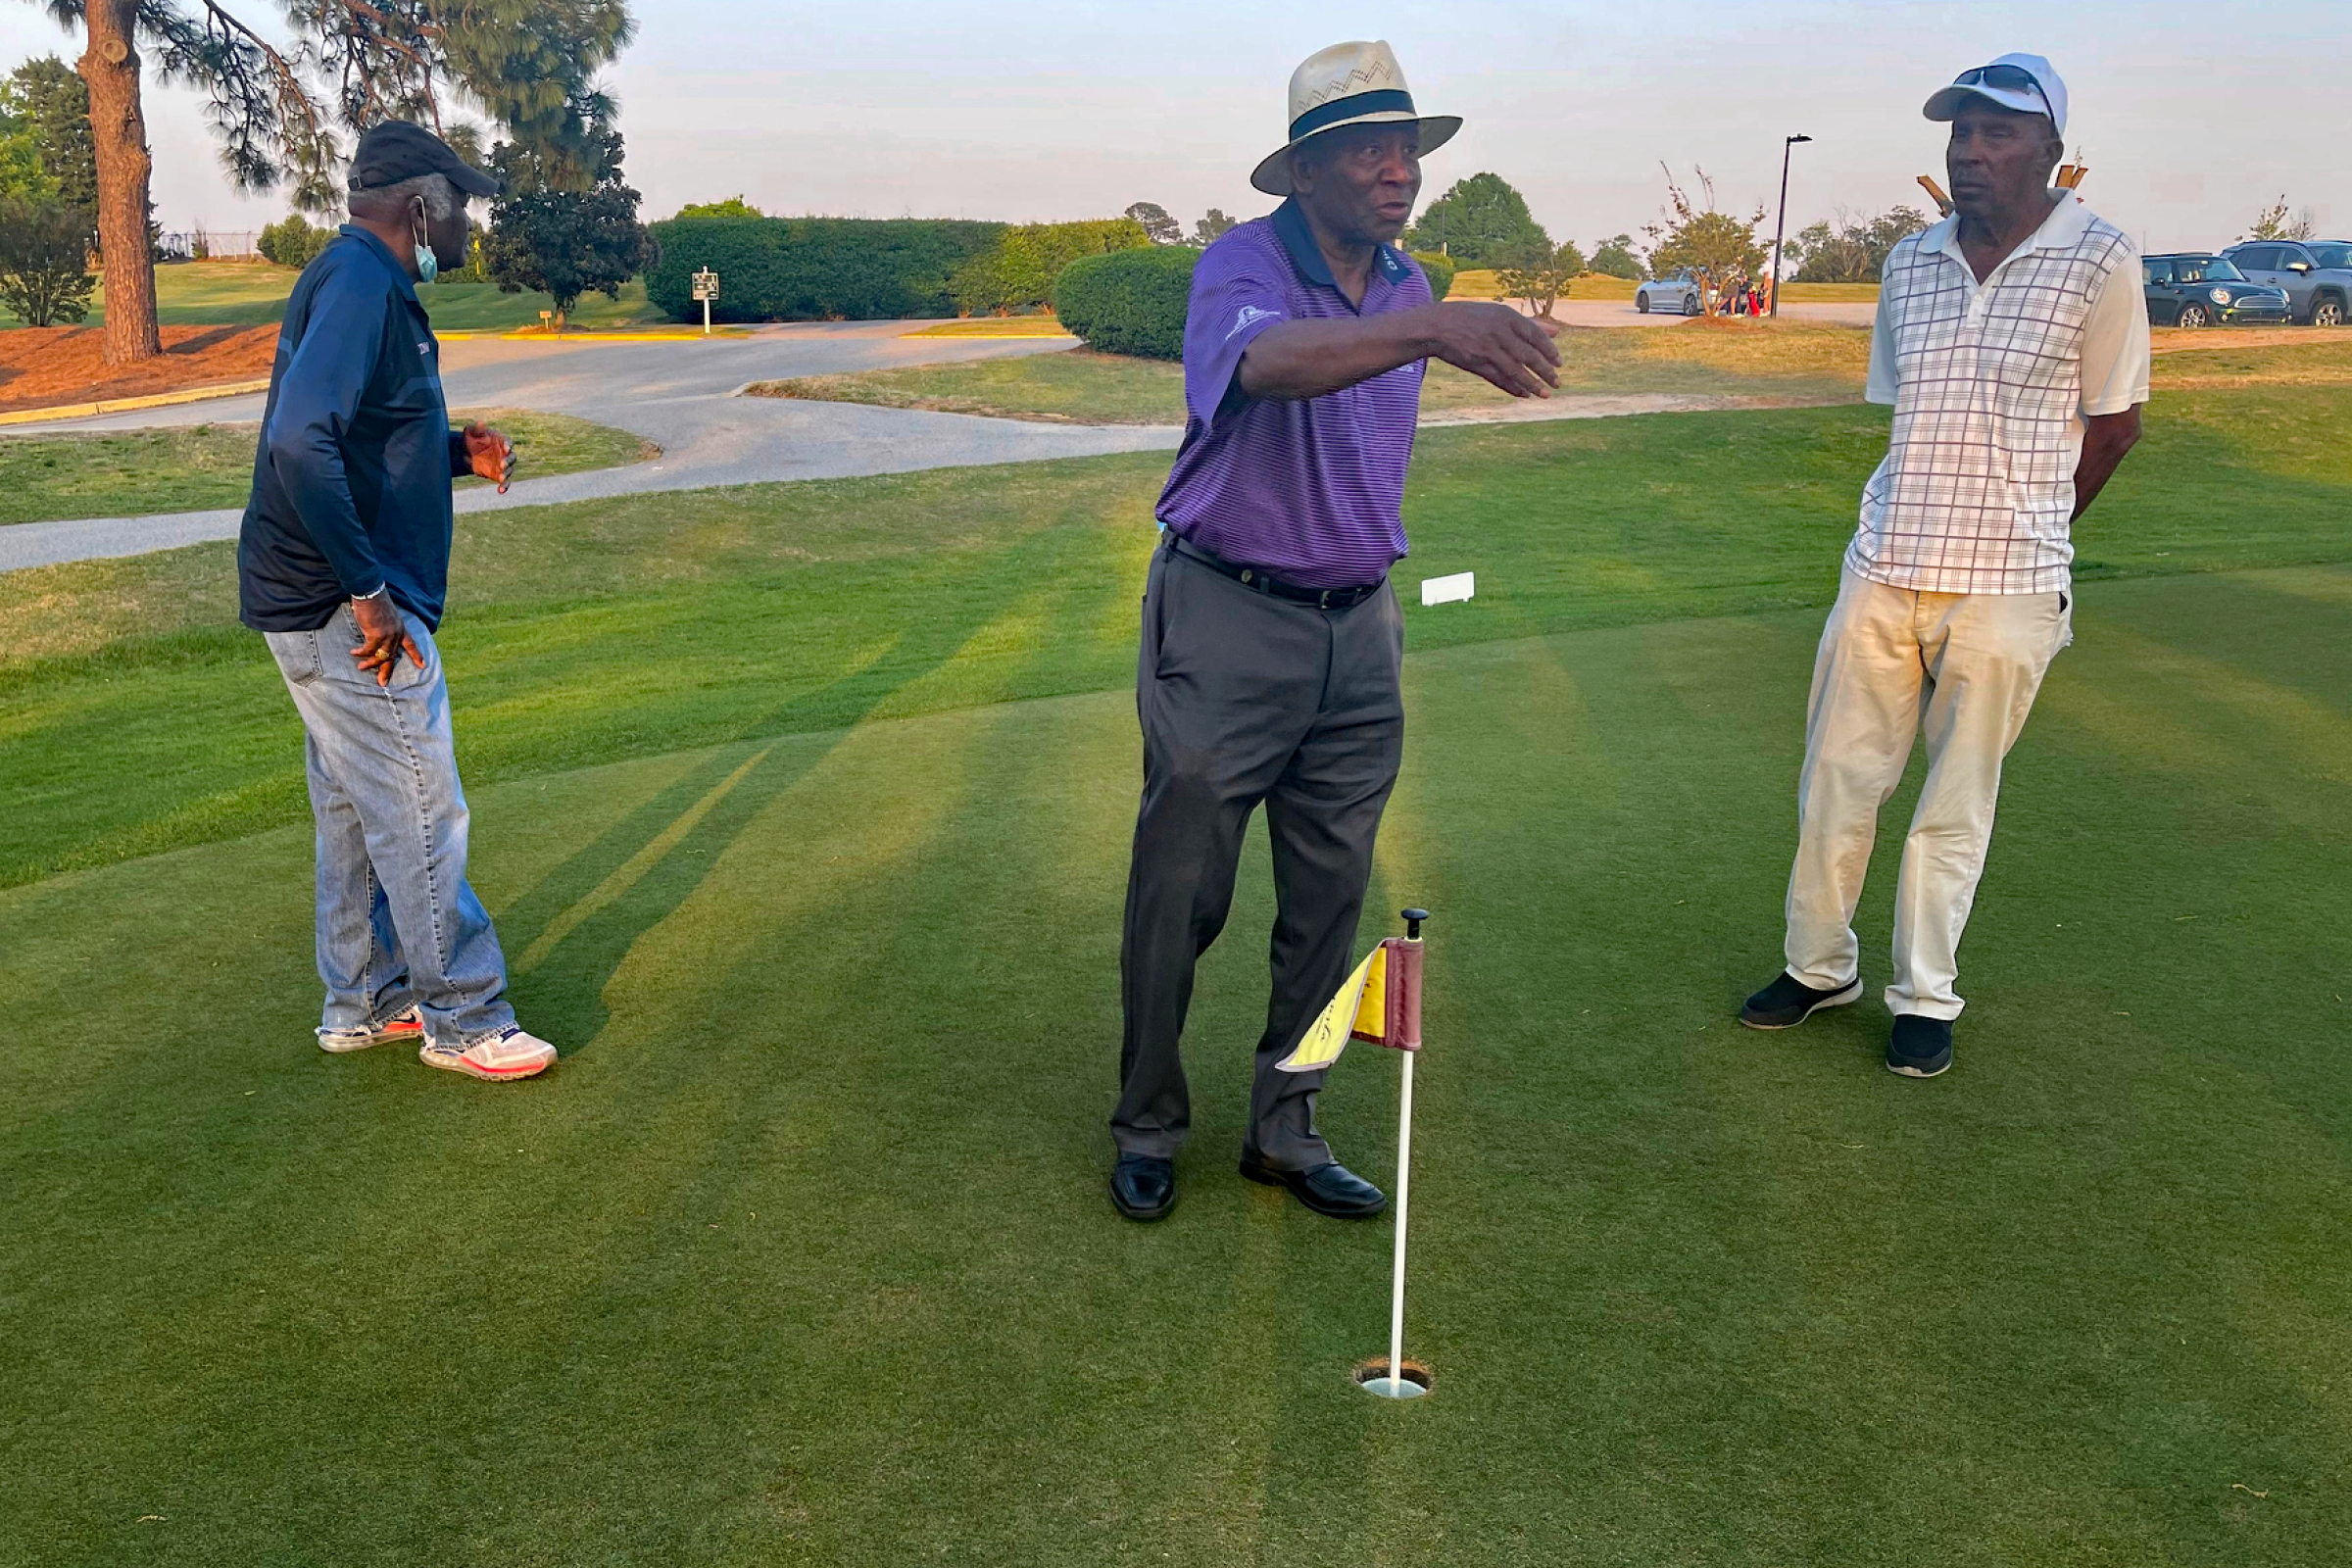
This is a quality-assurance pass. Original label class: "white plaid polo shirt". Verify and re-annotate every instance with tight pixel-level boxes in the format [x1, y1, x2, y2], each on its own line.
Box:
[1852, 197, 2151, 595]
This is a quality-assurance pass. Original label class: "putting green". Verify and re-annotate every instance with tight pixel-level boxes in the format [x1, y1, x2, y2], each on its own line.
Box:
[4, 566, 2348, 1564]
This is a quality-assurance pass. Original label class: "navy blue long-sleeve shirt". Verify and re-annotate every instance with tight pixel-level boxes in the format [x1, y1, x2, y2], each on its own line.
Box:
[238, 225, 471, 632]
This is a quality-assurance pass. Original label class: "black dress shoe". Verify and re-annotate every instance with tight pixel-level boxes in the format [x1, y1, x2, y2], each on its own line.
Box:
[1739, 970, 1864, 1030]
[1239, 1155, 1386, 1218]
[1109, 1155, 1176, 1221]
[1886, 1014, 1954, 1078]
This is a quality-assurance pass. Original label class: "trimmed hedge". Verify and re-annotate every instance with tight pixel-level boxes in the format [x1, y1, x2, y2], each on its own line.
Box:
[1052, 246, 1199, 360]
[950, 219, 1150, 316]
[645, 216, 1006, 321]
[1411, 250, 1455, 301]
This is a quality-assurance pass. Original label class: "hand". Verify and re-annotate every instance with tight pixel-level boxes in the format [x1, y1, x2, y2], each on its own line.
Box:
[462, 421, 514, 492]
[1422, 302, 1562, 398]
[349, 592, 423, 688]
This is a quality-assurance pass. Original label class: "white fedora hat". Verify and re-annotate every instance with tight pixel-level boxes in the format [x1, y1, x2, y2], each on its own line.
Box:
[1250, 40, 1462, 197]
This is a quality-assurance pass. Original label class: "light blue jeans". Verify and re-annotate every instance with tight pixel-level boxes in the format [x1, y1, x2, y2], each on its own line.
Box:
[263, 604, 515, 1048]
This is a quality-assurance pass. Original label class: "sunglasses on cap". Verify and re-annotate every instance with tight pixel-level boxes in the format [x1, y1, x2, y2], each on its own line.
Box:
[1953, 64, 2055, 122]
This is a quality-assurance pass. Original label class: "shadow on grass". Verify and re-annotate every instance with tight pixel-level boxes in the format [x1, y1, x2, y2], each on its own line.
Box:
[489, 524, 1147, 1057]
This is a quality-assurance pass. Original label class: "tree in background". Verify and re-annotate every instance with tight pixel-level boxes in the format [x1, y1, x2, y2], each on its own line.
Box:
[24, 0, 635, 366]
[2245, 196, 2316, 243]
[255, 211, 332, 269]
[1192, 208, 1237, 246]
[0, 79, 49, 198]
[1, 58, 95, 211]
[674, 195, 761, 220]
[1403, 172, 1544, 267]
[0, 192, 96, 323]
[1786, 205, 1928, 283]
[483, 120, 650, 331]
[1494, 236, 1584, 320]
[1123, 201, 1182, 245]
[1642, 167, 1764, 314]
[1588, 233, 1644, 280]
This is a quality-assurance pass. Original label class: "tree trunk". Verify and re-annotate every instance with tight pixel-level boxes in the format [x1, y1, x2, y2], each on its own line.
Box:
[77, 0, 161, 365]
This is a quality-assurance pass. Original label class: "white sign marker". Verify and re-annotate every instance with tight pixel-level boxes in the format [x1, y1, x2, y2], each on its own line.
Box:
[1419, 571, 1475, 607]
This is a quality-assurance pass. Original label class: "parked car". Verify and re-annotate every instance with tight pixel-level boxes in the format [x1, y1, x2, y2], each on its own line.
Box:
[2141, 253, 2289, 328]
[1635, 270, 1704, 316]
[2221, 239, 2352, 326]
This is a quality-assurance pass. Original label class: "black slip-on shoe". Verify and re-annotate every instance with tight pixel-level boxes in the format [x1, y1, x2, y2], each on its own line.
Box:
[1739, 970, 1865, 1030]
[1239, 1156, 1386, 1219]
[1886, 1014, 1954, 1078]
[1109, 1155, 1176, 1221]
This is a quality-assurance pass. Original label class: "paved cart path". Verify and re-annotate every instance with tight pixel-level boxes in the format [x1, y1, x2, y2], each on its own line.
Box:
[3, 307, 1868, 573]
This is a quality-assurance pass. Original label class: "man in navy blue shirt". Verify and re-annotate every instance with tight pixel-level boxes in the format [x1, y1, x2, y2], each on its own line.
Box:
[239, 122, 557, 1083]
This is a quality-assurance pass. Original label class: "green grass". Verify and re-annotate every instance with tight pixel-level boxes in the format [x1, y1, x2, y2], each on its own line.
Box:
[0, 410, 657, 526]
[14, 262, 665, 332]
[4, 562, 2349, 1563]
[6, 377, 2350, 891]
[3, 365, 2351, 1561]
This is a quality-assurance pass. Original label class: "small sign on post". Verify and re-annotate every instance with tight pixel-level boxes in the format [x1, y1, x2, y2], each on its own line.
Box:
[692, 269, 719, 336]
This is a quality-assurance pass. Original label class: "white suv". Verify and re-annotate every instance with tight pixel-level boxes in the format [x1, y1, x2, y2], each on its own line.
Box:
[1635, 270, 1704, 316]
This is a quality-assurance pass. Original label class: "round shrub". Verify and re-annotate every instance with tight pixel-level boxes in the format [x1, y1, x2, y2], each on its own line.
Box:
[1410, 250, 1455, 301]
[1053, 246, 1199, 360]
[257, 214, 333, 271]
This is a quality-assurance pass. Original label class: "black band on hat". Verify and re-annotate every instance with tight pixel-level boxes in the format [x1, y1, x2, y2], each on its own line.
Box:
[1289, 88, 1417, 141]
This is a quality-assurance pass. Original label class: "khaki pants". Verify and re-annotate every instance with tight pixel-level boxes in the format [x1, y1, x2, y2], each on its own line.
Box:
[1784, 569, 2071, 1019]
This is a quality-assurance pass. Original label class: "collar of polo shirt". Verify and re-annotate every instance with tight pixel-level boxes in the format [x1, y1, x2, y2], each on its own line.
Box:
[1271, 199, 1414, 302]
[1921, 191, 2093, 269]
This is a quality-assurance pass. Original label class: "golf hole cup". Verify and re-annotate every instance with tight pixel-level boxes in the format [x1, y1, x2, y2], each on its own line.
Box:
[1352, 1355, 1434, 1399]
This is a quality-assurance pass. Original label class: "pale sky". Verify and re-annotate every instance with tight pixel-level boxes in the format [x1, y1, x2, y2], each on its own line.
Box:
[5, 1, 2345, 256]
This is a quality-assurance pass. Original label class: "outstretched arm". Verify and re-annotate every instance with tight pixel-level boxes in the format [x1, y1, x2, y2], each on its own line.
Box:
[1239, 303, 1562, 402]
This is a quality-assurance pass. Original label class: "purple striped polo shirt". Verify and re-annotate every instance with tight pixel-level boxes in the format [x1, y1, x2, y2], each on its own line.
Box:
[1154, 200, 1431, 589]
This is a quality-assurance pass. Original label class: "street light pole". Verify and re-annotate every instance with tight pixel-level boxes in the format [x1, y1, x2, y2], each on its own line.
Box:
[1770, 133, 1812, 318]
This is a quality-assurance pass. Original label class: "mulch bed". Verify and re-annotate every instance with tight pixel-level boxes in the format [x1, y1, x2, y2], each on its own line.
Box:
[0, 324, 279, 414]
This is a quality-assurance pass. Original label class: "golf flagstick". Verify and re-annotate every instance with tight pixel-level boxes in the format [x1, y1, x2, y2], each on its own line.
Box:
[1372, 907, 1429, 1399]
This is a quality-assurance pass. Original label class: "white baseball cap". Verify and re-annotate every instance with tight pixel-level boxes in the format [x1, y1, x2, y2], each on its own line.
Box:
[1923, 53, 2068, 138]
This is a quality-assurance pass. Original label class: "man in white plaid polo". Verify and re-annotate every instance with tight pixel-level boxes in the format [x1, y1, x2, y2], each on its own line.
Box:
[1739, 54, 2150, 1077]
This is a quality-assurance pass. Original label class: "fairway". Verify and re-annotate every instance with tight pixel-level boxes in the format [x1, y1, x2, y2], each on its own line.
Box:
[3, 366, 2350, 1562]
[5, 566, 2349, 1564]
[0, 410, 658, 526]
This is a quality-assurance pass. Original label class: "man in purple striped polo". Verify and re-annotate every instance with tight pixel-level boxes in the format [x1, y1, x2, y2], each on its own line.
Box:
[1108, 40, 1561, 1222]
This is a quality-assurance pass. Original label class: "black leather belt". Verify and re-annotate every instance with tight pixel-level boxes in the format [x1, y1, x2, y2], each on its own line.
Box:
[1164, 534, 1386, 611]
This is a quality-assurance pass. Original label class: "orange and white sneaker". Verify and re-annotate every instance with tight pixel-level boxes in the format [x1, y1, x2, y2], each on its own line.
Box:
[318, 1005, 426, 1054]
[418, 1025, 558, 1082]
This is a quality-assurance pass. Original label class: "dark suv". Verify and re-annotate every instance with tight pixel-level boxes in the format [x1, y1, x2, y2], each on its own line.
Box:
[2221, 240, 2352, 326]
[2142, 254, 2288, 327]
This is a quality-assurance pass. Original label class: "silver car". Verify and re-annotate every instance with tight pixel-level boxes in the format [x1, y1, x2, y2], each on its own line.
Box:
[2223, 240, 2352, 326]
[1635, 270, 1705, 316]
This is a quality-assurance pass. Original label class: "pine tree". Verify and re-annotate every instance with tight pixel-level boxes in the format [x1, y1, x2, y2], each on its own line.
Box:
[21, 0, 635, 364]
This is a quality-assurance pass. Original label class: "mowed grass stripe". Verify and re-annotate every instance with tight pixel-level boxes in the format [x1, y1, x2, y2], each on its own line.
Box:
[6, 387, 2349, 891]
[2, 575, 2346, 1563]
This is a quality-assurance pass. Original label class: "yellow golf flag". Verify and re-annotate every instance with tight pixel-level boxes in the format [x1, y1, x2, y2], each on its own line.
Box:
[1277, 941, 1400, 1072]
